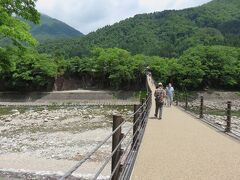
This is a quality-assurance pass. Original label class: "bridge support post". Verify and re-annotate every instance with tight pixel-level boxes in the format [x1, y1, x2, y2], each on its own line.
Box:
[133, 104, 141, 150]
[185, 94, 188, 110]
[141, 98, 145, 106]
[112, 115, 124, 180]
[141, 98, 145, 126]
[176, 93, 179, 106]
[225, 101, 231, 132]
[199, 96, 204, 118]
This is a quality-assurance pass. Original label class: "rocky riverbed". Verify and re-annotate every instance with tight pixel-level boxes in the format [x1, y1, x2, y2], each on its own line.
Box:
[0, 105, 134, 179]
[180, 100, 240, 111]
[178, 91, 240, 136]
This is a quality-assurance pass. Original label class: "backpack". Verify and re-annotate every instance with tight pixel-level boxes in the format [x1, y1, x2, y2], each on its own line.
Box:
[155, 89, 164, 103]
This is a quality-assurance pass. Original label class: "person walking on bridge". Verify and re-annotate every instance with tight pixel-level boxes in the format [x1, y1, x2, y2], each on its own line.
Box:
[154, 82, 166, 119]
[166, 83, 174, 107]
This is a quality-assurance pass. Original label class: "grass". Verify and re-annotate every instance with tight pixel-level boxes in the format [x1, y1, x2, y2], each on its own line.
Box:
[0, 105, 134, 138]
[175, 91, 198, 102]
[0, 105, 62, 116]
[0, 107, 12, 115]
[186, 106, 240, 117]
[134, 91, 147, 100]
[0, 106, 29, 115]
[0, 104, 133, 116]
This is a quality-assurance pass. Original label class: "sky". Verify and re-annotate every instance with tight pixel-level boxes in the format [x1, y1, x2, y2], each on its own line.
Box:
[36, 0, 212, 34]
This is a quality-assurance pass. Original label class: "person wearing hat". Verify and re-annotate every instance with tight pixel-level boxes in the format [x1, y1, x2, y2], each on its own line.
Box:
[154, 82, 166, 119]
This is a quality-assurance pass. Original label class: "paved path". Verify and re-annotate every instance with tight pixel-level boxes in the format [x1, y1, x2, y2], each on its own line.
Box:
[131, 76, 240, 180]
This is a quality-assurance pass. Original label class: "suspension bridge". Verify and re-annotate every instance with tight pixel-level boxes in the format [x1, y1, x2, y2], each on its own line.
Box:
[131, 75, 240, 180]
[1, 74, 239, 180]
[58, 74, 240, 180]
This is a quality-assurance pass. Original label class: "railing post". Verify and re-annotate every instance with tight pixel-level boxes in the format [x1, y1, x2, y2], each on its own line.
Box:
[145, 96, 148, 112]
[225, 101, 231, 132]
[141, 98, 145, 106]
[175, 93, 178, 106]
[112, 115, 124, 180]
[146, 75, 148, 95]
[199, 96, 204, 118]
[147, 95, 150, 111]
[141, 98, 145, 126]
[185, 93, 188, 110]
[133, 104, 140, 150]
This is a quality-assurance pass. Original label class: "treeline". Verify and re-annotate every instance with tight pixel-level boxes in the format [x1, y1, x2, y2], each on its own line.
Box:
[37, 0, 240, 58]
[1, 45, 239, 91]
[0, 47, 64, 91]
[1, 0, 240, 91]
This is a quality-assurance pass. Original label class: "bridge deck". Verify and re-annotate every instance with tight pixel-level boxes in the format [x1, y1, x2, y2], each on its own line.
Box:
[131, 76, 240, 180]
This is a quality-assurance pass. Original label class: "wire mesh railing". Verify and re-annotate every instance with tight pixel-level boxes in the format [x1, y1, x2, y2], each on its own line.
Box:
[59, 75, 152, 180]
[175, 92, 240, 139]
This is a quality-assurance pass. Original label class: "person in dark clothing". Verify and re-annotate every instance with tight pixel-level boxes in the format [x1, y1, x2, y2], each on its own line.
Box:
[154, 82, 166, 119]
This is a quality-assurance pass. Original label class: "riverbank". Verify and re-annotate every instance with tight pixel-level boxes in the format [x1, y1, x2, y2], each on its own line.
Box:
[177, 91, 240, 136]
[0, 105, 134, 179]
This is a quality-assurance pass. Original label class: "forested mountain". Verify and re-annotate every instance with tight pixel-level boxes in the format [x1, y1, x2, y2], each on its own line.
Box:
[1, 0, 240, 91]
[38, 0, 240, 58]
[28, 14, 83, 42]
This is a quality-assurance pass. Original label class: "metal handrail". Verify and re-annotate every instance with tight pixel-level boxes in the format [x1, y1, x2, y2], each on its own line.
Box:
[92, 113, 143, 180]
[119, 96, 151, 180]
[112, 103, 150, 180]
[109, 121, 143, 180]
[93, 97, 151, 179]
[60, 75, 152, 180]
[59, 118, 126, 180]
[60, 98, 151, 180]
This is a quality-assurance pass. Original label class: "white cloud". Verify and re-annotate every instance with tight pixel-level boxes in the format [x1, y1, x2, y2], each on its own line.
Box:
[36, 0, 211, 34]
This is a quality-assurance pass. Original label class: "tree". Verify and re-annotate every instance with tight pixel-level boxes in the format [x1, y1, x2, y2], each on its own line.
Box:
[37, 0, 240, 58]
[0, 0, 40, 82]
[0, 47, 16, 73]
[0, 0, 40, 46]
[178, 45, 240, 89]
[10, 49, 58, 90]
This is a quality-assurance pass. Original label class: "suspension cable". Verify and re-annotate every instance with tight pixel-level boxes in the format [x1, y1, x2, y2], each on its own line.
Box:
[93, 97, 151, 179]
[92, 104, 148, 179]
[60, 94, 151, 179]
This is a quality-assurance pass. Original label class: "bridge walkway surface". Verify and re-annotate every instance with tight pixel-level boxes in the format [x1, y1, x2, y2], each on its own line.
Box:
[131, 76, 240, 180]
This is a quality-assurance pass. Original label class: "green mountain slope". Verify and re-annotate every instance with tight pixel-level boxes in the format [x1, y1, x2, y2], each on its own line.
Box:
[38, 0, 240, 57]
[29, 14, 83, 41]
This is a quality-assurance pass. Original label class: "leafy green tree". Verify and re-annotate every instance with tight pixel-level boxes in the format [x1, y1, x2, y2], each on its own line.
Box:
[0, 0, 40, 46]
[0, 0, 40, 77]
[178, 49, 205, 89]
[90, 48, 134, 89]
[11, 49, 58, 90]
[0, 47, 16, 73]
[178, 45, 240, 89]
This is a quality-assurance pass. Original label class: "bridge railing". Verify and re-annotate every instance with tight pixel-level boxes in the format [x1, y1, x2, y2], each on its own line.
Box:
[59, 76, 152, 180]
[175, 92, 240, 139]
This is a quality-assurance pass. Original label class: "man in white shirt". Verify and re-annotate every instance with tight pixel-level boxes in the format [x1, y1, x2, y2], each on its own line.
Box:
[166, 83, 174, 107]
